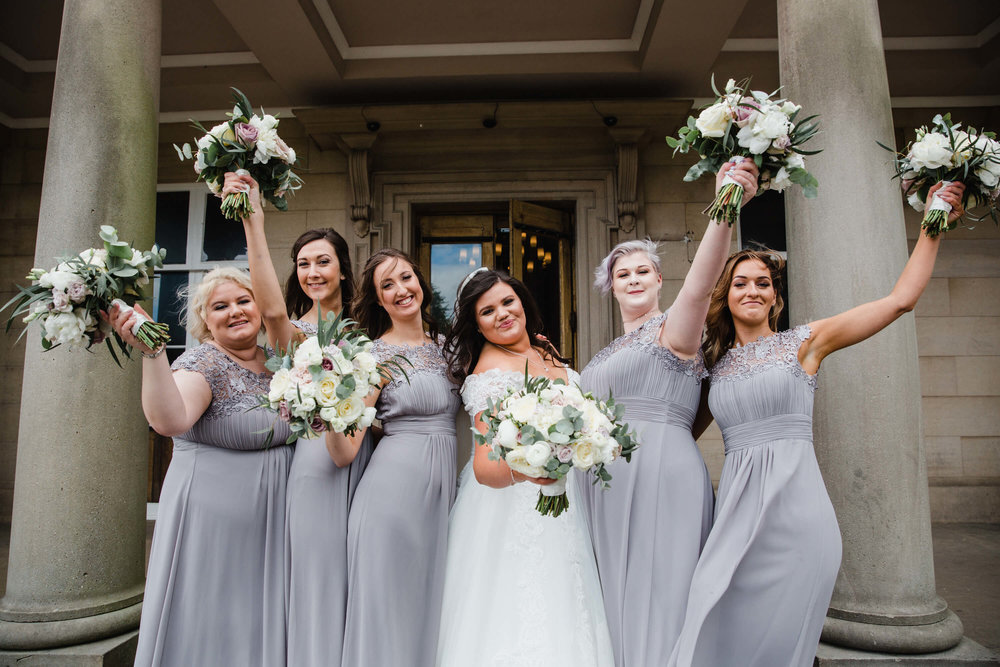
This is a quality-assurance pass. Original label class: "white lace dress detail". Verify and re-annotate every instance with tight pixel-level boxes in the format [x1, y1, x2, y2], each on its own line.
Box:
[711, 324, 817, 391]
[436, 367, 613, 667]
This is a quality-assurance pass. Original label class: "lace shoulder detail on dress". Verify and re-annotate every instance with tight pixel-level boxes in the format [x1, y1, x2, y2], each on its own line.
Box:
[710, 325, 816, 390]
[585, 311, 707, 379]
[371, 336, 448, 389]
[290, 319, 317, 336]
[460, 367, 580, 416]
[171, 344, 273, 419]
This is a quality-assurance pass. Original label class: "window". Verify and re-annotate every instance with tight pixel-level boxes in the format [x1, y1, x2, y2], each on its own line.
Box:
[154, 185, 248, 362]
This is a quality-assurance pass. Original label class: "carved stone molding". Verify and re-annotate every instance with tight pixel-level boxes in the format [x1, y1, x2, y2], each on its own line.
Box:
[609, 127, 646, 236]
[348, 148, 372, 238]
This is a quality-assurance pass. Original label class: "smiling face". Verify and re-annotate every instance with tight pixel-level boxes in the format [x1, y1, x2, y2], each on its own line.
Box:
[203, 281, 261, 347]
[727, 258, 777, 327]
[474, 280, 528, 347]
[296, 239, 342, 306]
[610, 251, 662, 316]
[374, 257, 423, 322]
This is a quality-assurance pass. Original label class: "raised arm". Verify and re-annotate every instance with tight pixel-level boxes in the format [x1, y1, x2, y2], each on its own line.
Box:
[799, 181, 965, 375]
[663, 160, 759, 356]
[223, 172, 300, 352]
[106, 303, 211, 436]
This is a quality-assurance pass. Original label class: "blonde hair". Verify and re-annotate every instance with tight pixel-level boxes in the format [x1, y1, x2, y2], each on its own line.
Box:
[702, 248, 786, 369]
[182, 267, 256, 342]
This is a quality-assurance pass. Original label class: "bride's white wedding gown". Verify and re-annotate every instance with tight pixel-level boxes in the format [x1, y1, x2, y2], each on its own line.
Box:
[436, 368, 614, 667]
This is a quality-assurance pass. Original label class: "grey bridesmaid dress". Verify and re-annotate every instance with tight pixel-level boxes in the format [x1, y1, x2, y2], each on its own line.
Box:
[669, 325, 842, 667]
[341, 339, 459, 667]
[578, 311, 714, 666]
[135, 343, 293, 667]
[284, 320, 374, 667]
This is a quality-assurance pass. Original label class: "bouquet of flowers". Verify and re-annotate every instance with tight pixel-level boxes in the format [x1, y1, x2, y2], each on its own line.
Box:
[259, 311, 410, 444]
[879, 113, 999, 237]
[1, 226, 169, 366]
[475, 369, 639, 517]
[666, 76, 821, 226]
[173, 88, 303, 221]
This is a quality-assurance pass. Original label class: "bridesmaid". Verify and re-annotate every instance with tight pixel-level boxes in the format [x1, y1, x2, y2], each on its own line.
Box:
[224, 172, 372, 667]
[108, 268, 292, 666]
[326, 248, 459, 667]
[668, 181, 965, 667]
[578, 160, 758, 666]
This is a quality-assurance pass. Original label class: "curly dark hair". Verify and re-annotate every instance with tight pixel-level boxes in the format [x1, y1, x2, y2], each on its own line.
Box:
[284, 228, 355, 320]
[702, 247, 786, 369]
[351, 248, 441, 341]
[443, 269, 567, 385]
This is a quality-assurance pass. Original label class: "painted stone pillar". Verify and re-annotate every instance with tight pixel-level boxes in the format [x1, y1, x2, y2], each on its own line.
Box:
[776, 0, 964, 653]
[0, 0, 161, 652]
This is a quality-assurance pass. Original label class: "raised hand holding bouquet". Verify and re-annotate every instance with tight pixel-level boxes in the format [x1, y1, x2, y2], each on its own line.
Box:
[173, 88, 303, 221]
[880, 113, 999, 237]
[2, 226, 168, 365]
[475, 368, 639, 517]
[667, 76, 821, 226]
[259, 311, 410, 444]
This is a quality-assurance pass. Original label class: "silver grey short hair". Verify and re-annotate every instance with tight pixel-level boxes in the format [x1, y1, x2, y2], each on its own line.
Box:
[593, 239, 662, 294]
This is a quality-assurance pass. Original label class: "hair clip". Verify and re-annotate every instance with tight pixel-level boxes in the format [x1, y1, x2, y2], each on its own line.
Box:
[456, 266, 490, 301]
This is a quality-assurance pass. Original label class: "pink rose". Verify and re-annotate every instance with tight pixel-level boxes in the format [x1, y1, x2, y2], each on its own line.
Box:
[557, 446, 574, 463]
[51, 290, 69, 310]
[733, 98, 758, 127]
[770, 135, 791, 152]
[274, 137, 296, 163]
[236, 122, 258, 147]
[67, 281, 89, 303]
[279, 401, 291, 422]
[310, 416, 327, 433]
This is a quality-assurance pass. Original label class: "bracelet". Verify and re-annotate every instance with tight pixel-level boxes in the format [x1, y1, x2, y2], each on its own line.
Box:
[141, 345, 167, 360]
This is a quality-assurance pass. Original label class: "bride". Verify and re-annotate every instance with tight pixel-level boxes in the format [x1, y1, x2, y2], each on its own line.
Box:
[437, 267, 614, 666]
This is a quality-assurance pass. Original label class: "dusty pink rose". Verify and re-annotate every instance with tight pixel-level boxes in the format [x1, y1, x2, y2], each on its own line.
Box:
[733, 98, 758, 127]
[274, 137, 296, 163]
[67, 281, 89, 303]
[51, 289, 69, 310]
[557, 446, 574, 463]
[310, 416, 327, 433]
[279, 401, 291, 421]
[236, 122, 258, 147]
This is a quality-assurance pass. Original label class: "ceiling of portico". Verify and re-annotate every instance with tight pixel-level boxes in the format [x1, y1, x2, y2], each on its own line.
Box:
[0, 0, 997, 127]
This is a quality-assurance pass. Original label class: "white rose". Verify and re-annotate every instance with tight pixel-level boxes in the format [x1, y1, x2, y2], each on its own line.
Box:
[780, 101, 801, 116]
[78, 248, 108, 269]
[755, 110, 791, 140]
[354, 351, 377, 375]
[695, 102, 731, 138]
[293, 337, 323, 368]
[785, 153, 805, 171]
[507, 394, 538, 423]
[525, 442, 552, 468]
[505, 447, 546, 478]
[908, 132, 954, 171]
[369, 371, 382, 386]
[43, 310, 90, 348]
[268, 368, 293, 403]
[329, 417, 348, 433]
[208, 122, 235, 143]
[359, 406, 377, 429]
[337, 395, 365, 424]
[290, 395, 317, 419]
[319, 406, 338, 422]
[496, 420, 519, 448]
[572, 440, 597, 470]
[907, 191, 926, 212]
[39, 270, 79, 293]
[973, 137, 1000, 188]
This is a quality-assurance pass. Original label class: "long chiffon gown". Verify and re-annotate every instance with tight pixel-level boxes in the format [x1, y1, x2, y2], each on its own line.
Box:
[135, 343, 293, 667]
[578, 312, 714, 666]
[284, 319, 373, 667]
[436, 368, 614, 667]
[341, 338, 459, 667]
[668, 326, 842, 667]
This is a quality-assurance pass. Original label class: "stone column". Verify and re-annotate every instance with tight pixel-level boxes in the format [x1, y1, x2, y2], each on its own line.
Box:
[776, 0, 963, 654]
[0, 0, 161, 654]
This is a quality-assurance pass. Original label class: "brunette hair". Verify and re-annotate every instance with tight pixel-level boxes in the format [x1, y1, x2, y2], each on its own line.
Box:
[351, 248, 440, 341]
[702, 248, 786, 369]
[182, 267, 256, 343]
[443, 268, 568, 385]
[284, 228, 355, 320]
[593, 238, 662, 294]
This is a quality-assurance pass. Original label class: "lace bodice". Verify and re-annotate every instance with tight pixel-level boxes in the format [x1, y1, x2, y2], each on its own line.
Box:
[584, 311, 707, 380]
[172, 343, 273, 420]
[290, 318, 317, 336]
[371, 336, 449, 390]
[710, 325, 817, 391]
[460, 367, 582, 417]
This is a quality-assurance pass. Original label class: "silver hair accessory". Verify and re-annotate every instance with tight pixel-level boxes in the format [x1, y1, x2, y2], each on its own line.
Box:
[456, 266, 490, 301]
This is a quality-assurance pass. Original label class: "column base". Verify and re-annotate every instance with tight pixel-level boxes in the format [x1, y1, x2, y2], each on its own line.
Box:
[0, 601, 141, 651]
[0, 629, 137, 666]
[816, 636, 1000, 665]
[823, 609, 966, 654]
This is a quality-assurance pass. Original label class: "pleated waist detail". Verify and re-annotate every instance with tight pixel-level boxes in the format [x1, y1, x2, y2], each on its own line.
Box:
[722, 413, 813, 453]
[621, 396, 695, 429]
[172, 438, 293, 454]
[382, 414, 457, 437]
